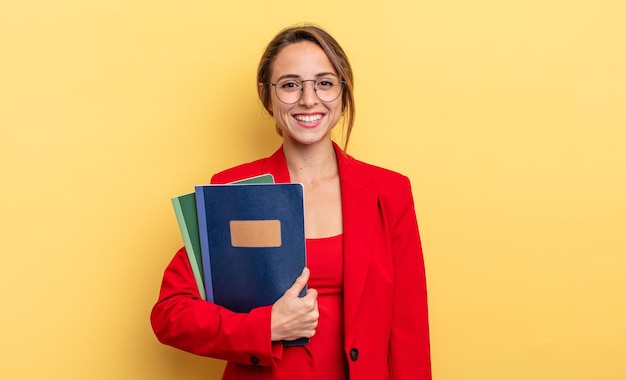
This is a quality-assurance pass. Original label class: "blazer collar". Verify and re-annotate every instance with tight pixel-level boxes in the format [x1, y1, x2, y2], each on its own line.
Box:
[262, 141, 374, 188]
[261, 146, 291, 184]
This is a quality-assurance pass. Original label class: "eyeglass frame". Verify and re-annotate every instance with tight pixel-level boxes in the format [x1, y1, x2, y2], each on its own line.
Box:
[268, 76, 346, 104]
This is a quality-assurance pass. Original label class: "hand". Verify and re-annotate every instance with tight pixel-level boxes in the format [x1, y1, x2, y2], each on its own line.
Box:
[270, 267, 319, 341]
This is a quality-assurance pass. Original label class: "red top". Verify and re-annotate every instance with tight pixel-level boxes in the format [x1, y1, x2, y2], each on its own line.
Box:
[307, 234, 348, 380]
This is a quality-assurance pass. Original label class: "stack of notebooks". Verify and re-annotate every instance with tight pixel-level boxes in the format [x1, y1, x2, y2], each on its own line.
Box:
[171, 174, 308, 345]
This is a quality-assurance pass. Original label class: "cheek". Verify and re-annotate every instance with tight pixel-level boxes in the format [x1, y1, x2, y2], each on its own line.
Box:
[331, 101, 343, 119]
[271, 104, 292, 130]
[270, 95, 282, 116]
[272, 100, 291, 118]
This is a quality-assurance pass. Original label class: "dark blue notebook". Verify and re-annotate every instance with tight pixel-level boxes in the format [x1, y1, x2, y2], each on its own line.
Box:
[195, 183, 308, 346]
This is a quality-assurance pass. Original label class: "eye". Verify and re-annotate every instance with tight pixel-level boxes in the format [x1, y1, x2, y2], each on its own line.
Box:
[278, 80, 301, 91]
[316, 77, 338, 89]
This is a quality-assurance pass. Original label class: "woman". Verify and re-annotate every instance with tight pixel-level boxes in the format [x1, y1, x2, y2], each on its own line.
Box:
[151, 24, 431, 380]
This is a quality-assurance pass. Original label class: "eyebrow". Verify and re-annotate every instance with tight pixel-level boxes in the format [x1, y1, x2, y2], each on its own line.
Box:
[274, 72, 338, 82]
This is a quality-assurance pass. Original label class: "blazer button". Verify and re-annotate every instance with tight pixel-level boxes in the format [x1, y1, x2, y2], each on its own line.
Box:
[350, 348, 359, 361]
[250, 356, 260, 365]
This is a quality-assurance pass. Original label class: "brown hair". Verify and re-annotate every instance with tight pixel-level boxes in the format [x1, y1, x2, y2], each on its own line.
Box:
[257, 24, 355, 150]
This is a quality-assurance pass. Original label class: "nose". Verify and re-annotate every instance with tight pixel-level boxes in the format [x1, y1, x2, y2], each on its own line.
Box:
[299, 80, 318, 106]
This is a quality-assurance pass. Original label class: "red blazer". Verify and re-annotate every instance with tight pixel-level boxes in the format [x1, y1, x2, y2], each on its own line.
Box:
[151, 143, 431, 380]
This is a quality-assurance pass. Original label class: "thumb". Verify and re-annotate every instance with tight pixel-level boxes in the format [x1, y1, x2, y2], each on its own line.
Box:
[285, 267, 310, 297]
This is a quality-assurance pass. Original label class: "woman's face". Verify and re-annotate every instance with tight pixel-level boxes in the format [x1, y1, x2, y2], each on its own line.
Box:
[268, 40, 343, 148]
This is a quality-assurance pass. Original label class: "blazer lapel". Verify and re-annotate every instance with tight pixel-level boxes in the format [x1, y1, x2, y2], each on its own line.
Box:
[261, 146, 291, 183]
[335, 145, 379, 340]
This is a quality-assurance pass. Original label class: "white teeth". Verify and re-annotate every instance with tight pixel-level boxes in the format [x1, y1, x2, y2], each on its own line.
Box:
[295, 114, 322, 123]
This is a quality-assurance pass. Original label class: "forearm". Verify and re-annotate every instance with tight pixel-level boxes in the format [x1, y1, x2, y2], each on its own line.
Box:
[150, 248, 279, 366]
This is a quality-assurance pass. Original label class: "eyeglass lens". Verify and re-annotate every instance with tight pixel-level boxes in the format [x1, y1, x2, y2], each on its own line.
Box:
[273, 76, 343, 104]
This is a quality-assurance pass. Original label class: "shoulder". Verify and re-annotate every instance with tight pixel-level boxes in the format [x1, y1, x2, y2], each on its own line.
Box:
[210, 145, 287, 184]
[210, 157, 270, 184]
[342, 154, 419, 230]
[340, 152, 412, 194]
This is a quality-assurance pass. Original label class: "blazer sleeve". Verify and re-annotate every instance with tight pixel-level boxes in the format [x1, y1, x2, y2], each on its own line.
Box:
[388, 177, 432, 379]
[150, 247, 283, 366]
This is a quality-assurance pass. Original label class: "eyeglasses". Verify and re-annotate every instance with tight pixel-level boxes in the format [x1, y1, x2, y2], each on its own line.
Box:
[269, 75, 345, 104]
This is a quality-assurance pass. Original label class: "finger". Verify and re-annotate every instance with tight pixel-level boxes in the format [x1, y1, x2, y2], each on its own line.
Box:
[285, 267, 310, 297]
[302, 291, 319, 311]
[305, 287, 318, 299]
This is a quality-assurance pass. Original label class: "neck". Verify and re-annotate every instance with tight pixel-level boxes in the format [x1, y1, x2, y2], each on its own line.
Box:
[283, 140, 338, 185]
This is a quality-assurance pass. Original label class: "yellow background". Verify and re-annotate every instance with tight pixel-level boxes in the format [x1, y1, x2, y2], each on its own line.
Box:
[1, 1, 624, 379]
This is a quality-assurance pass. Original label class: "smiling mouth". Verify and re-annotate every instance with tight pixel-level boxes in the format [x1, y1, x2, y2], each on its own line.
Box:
[294, 114, 323, 123]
